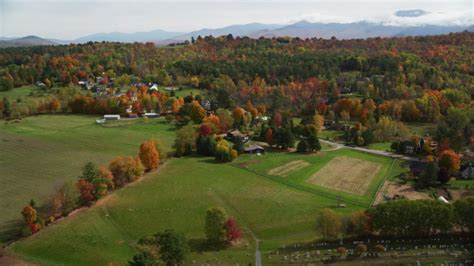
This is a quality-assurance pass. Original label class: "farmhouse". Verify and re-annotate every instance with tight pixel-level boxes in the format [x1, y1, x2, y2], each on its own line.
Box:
[104, 114, 121, 120]
[244, 145, 265, 154]
[225, 130, 249, 143]
[459, 163, 474, 179]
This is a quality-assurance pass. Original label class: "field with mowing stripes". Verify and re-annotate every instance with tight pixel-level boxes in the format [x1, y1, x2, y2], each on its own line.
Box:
[0, 115, 175, 241]
[234, 149, 407, 207]
[308, 156, 382, 195]
[8, 156, 364, 265]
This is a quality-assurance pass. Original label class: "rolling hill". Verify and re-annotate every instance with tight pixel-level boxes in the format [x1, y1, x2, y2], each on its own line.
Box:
[0, 36, 57, 48]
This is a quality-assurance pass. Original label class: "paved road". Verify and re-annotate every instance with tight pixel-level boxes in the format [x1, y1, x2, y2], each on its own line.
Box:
[319, 139, 419, 162]
[255, 239, 261, 266]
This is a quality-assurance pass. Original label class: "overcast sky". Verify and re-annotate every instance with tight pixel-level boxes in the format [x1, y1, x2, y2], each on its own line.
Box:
[1, 0, 472, 39]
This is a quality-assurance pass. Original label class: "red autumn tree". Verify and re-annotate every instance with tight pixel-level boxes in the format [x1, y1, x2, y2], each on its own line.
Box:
[199, 123, 213, 136]
[77, 179, 95, 205]
[225, 217, 241, 242]
[139, 140, 160, 172]
[266, 127, 273, 146]
[272, 112, 282, 128]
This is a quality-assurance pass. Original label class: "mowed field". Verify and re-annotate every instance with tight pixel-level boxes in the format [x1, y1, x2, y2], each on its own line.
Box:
[2, 114, 409, 264]
[0, 115, 175, 241]
[234, 149, 406, 207]
[8, 157, 363, 265]
[308, 156, 382, 195]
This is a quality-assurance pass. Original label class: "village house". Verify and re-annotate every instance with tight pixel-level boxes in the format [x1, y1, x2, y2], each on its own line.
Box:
[459, 163, 474, 179]
[225, 130, 249, 143]
[244, 145, 265, 154]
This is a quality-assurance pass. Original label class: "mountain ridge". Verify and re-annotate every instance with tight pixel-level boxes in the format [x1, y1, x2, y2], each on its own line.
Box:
[1, 21, 473, 48]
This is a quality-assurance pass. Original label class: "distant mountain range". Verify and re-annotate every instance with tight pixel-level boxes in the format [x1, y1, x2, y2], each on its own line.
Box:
[1, 21, 473, 48]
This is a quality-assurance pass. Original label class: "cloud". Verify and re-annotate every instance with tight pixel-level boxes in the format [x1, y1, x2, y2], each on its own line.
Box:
[372, 10, 474, 26]
[394, 9, 429, 17]
[296, 9, 473, 26]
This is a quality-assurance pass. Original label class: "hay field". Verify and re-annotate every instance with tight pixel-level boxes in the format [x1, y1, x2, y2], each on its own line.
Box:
[307, 156, 381, 195]
[268, 160, 310, 177]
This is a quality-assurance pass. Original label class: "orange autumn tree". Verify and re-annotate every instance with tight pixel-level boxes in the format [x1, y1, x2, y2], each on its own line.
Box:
[139, 140, 160, 172]
[49, 98, 61, 112]
[21, 205, 37, 225]
[438, 149, 461, 173]
[203, 114, 220, 128]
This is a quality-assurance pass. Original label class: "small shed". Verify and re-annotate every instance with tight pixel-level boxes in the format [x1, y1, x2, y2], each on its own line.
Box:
[144, 112, 160, 118]
[437, 196, 449, 204]
[104, 114, 121, 120]
[244, 145, 265, 154]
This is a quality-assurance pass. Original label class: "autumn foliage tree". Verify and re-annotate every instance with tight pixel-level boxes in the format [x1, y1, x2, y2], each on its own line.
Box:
[139, 140, 160, 172]
[109, 156, 145, 187]
[265, 127, 273, 146]
[77, 179, 95, 205]
[438, 149, 461, 173]
[21, 205, 37, 225]
[225, 217, 242, 243]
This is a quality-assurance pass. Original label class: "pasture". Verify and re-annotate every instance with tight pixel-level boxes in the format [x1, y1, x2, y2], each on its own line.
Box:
[0, 115, 175, 241]
[2, 114, 409, 265]
[234, 149, 406, 207]
[307, 156, 382, 195]
[8, 157, 363, 265]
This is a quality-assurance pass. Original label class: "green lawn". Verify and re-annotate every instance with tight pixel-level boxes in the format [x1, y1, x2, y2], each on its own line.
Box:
[367, 142, 392, 151]
[0, 115, 176, 241]
[0, 86, 56, 111]
[406, 122, 437, 136]
[234, 149, 406, 207]
[318, 130, 342, 140]
[9, 156, 363, 265]
[157, 86, 201, 98]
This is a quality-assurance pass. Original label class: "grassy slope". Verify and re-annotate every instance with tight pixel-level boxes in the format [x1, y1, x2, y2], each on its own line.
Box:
[0, 115, 175, 240]
[9, 157, 362, 265]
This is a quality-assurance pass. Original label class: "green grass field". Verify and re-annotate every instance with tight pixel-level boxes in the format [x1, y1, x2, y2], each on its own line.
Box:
[8, 156, 364, 265]
[2, 114, 410, 264]
[233, 149, 406, 207]
[367, 142, 392, 151]
[0, 115, 176, 241]
[0, 86, 56, 113]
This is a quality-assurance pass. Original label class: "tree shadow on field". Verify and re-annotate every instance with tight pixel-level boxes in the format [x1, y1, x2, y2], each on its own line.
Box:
[188, 238, 226, 253]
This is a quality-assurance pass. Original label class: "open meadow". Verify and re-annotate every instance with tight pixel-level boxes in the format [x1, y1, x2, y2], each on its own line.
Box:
[0, 115, 385, 265]
[233, 149, 407, 207]
[0, 115, 175, 241]
[8, 156, 366, 265]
